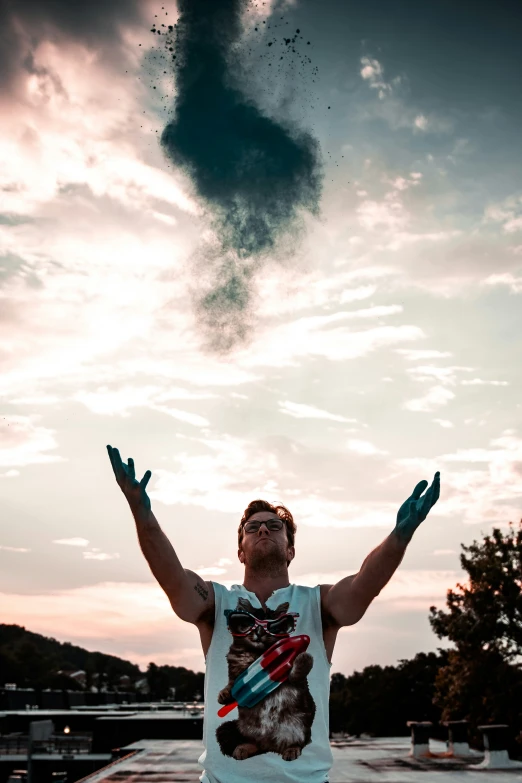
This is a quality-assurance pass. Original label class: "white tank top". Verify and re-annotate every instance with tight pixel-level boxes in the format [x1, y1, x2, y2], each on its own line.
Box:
[198, 582, 333, 783]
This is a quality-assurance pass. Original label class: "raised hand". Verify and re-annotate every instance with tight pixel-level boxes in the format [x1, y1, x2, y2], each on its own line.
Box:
[394, 471, 440, 543]
[107, 444, 152, 512]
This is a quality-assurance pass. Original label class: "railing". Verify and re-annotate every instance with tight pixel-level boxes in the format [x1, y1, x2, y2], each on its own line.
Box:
[0, 735, 92, 755]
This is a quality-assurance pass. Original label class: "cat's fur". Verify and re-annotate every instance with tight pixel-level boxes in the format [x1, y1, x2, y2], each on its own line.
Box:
[216, 597, 316, 762]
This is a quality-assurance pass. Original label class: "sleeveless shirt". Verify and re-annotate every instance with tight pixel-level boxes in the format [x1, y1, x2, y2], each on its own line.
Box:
[198, 582, 333, 783]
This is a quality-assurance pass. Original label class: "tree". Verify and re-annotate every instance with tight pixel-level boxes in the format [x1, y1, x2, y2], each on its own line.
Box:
[429, 521, 522, 756]
[429, 521, 522, 660]
[146, 662, 171, 700]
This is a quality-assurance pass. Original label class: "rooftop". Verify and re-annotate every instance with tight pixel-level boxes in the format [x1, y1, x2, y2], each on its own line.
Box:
[77, 737, 521, 783]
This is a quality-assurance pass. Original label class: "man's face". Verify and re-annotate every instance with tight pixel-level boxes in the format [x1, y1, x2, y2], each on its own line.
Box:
[238, 511, 294, 573]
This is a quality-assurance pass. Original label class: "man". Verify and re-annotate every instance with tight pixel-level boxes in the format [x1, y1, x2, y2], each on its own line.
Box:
[107, 444, 440, 783]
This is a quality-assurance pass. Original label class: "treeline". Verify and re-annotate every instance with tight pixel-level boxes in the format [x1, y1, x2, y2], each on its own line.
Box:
[329, 651, 448, 736]
[146, 662, 204, 701]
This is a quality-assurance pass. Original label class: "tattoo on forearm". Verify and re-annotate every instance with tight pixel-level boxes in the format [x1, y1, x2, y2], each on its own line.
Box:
[194, 582, 208, 602]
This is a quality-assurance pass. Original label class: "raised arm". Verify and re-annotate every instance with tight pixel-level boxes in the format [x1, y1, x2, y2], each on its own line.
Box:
[323, 472, 440, 627]
[107, 445, 214, 625]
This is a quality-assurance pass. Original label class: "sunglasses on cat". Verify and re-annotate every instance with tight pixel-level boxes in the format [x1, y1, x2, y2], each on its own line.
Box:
[243, 518, 284, 533]
[224, 609, 299, 637]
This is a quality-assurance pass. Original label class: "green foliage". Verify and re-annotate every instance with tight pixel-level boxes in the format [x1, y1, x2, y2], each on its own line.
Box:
[428, 521, 522, 755]
[329, 651, 448, 736]
[429, 521, 522, 659]
[146, 661, 204, 701]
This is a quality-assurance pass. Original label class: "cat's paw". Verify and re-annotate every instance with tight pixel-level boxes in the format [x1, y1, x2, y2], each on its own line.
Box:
[288, 651, 313, 681]
[217, 685, 232, 704]
[232, 742, 258, 760]
[282, 746, 302, 761]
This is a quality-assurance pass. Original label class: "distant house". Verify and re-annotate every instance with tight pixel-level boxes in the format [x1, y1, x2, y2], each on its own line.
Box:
[135, 678, 150, 694]
[57, 670, 87, 688]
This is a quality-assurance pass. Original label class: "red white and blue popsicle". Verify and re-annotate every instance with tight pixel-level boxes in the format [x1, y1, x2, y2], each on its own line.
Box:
[217, 634, 310, 717]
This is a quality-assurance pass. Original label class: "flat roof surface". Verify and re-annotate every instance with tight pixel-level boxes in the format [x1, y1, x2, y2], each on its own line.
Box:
[76, 737, 522, 783]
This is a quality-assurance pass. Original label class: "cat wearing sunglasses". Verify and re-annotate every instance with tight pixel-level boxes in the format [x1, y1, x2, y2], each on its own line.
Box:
[216, 595, 315, 762]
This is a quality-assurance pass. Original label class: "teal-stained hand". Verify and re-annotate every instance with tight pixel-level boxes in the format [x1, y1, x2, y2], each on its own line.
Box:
[394, 472, 440, 543]
[107, 444, 152, 512]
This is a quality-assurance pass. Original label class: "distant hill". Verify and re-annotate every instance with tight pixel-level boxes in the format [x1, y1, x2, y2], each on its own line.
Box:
[0, 624, 205, 700]
[0, 623, 143, 690]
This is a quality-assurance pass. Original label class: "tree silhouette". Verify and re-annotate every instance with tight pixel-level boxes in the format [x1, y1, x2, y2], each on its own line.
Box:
[329, 652, 447, 736]
[430, 521, 522, 659]
[429, 521, 522, 755]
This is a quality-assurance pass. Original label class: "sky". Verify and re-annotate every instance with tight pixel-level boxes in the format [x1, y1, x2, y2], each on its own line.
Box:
[1, 0, 522, 678]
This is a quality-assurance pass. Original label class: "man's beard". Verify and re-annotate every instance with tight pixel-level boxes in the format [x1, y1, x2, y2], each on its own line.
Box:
[247, 540, 288, 576]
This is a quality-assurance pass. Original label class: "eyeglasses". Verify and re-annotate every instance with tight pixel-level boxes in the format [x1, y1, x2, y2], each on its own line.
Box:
[224, 609, 299, 637]
[243, 518, 284, 534]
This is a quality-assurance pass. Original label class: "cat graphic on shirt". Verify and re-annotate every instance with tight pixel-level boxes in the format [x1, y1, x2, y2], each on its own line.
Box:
[216, 596, 316, 762]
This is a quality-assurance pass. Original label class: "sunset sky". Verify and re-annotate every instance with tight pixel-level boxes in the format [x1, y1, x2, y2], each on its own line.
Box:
[1, 0, 522, 678]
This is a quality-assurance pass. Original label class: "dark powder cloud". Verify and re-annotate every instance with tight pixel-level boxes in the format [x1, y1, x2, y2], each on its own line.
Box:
[158, 0, 325, 355]
[0, 0, 143, 97]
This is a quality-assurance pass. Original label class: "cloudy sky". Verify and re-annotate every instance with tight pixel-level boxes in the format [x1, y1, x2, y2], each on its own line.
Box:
[1, 0, 522, 678]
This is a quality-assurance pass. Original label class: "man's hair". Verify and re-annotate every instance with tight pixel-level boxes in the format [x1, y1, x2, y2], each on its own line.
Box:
[238, 499, 296, 565]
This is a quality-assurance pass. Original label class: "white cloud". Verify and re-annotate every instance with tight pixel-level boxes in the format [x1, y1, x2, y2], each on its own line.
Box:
[433, 419, 454, 428]
[0, 39, 199, 220]
[460, 378, 509, 386]
[481, 272, 522, 294]
[152, 406, 210, 427]
[360, 56, 394, 100]
[235, 311, 425, 369]
[406, 364, 474, 385]
[9, 395, 61, 406]
[346, 439, 388, 456]
[288, 495, 397, 530]
[383, 174, 422, 192]
[195, 556, 233, 577]
[376, 229, 462, 252]
[0, 545, 30, 552]
[254, 267, 379, 317]
[339, 285, 377, 304]
[0, 415, 66, 468]
[54, 538, 90, 547]
[149, 433, 281, 513]
[279, 401, 357, 423]
[72, 384, 217, 418]
[195, 566, 228, 576]
[358, 57, 453, 134]
[83, 551, 120, 561]
[356, 198, 410, 231]
[403, 385, 455, 412]
[483, 195, 522, 234]
[395, 349, 453, 361]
